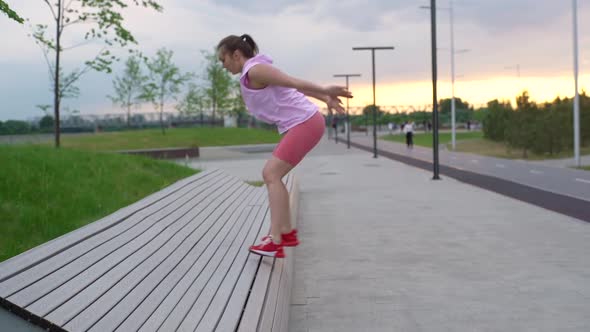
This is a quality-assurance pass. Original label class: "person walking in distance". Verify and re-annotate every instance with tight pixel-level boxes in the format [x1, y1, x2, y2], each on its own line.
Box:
[216, 34, 352, 258]
[404, 120, 414, 149]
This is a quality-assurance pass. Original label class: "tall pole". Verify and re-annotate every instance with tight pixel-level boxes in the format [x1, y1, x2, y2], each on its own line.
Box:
[573, 0, 581, 167]
[353, 46, 394, 158]
[334, 74, 361, 149]
[431, 0, 441, 179]
[450, 0, 456, 150]
[420, 2, 458, 151]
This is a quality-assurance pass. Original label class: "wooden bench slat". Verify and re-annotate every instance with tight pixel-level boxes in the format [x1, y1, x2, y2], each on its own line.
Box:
[177, 195, 267, 331]
[236, 174, 294, 332]
[0, 169, 219, 283]
[124, 186, 264, 332]
[59, 183, 256, 330]
[154, 188, 266, 332]
[68, 185, 260, 332]
[108, 188, 263, 332]
[189, 192, 268, 332]
[200, 195, 269, 332]
[12, 174, 237, 314]
[33, 176, 242, 323]
[0, 170, 225, 299]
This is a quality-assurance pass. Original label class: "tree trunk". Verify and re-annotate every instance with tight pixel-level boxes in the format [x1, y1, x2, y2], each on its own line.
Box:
[54, 0, 62, 148]
[160, 99, 165, 135]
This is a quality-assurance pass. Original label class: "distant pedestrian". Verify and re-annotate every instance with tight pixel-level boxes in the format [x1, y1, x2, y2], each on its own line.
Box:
[404, 121, 414, 149]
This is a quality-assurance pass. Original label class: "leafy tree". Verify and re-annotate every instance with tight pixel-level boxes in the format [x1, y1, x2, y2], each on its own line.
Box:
[228, 80, 248, 125]
[1, 120, 30, 135]
[0, 1, 24, 23]
[31, 0, 163, 147]
[141, 48, 192, 134]
[439, 97, 470, 115]
[482, 99, 512, 141]
[36, 104, 52, 116]
[39, 115, 55, 132]
[202, 50, 234, 124]
[108, 56, 145, 127]
[505, 91, 538, 158]
[176, 83, 207, 122]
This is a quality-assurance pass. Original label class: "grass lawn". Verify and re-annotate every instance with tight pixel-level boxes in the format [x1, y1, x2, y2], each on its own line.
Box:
[381, 131, 590, 161]
[47, 127, 281, 151]
[381, 131, 484, 148]
[0, 145, 198, 262]
[454, 139, 590, 160]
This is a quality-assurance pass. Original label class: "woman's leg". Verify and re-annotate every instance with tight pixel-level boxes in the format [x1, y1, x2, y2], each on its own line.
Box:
[262, 156, 294, 243]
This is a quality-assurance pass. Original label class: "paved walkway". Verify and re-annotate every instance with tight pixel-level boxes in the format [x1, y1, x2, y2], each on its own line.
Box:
[186, 136, 590, 332]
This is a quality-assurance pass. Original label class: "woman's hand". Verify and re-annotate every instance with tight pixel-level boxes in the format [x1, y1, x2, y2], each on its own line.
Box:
[327, 96, 346, 114]
[324, 86, 353, 99]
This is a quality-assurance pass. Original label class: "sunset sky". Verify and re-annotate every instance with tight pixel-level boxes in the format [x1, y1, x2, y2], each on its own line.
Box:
[1, 0, 588, 120]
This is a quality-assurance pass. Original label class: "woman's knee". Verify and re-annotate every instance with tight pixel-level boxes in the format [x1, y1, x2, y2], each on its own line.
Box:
[262, 166, 280, 184]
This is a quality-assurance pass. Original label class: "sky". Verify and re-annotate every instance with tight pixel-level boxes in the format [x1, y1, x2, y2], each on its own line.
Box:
[1, 0, 589, 121]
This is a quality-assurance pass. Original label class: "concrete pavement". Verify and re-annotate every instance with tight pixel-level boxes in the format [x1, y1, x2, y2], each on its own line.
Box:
[184, 136, 590, 332]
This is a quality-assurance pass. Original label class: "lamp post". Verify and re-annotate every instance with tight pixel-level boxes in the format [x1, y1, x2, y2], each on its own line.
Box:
[572, 0, 581, 167]
[429, 0, 441, 179]
[334, 74, 362, 149]
[352, 46, 394, 158]
[420, 0, 462, 150]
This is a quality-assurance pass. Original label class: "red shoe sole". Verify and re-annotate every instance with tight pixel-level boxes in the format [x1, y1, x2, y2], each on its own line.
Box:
[249, 247, 285, 258]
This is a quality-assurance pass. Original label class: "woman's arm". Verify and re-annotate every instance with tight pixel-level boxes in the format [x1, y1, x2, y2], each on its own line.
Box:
[298, 89, 329, 103]
[248, 64, 352, 99]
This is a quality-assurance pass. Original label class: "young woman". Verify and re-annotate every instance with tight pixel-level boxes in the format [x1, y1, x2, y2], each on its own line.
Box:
[216, 34, 352, 258]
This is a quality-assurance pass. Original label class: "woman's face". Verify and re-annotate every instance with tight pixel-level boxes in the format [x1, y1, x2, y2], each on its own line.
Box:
[218, 49, 241, 75]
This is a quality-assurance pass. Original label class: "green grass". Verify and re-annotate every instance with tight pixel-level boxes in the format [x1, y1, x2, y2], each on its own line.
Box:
[454, 139, 590, 160]
[0, 145, 198, 262]
[381, 131, 590, 160]
[381, 131, 483, 148]
[48, 127, 281, 151]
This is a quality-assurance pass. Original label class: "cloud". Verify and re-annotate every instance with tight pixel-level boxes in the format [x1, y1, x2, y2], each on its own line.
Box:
[1, 0, 589, 121]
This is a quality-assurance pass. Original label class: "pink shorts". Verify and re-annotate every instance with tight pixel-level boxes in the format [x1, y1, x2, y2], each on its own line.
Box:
[273, 112, 325, 166]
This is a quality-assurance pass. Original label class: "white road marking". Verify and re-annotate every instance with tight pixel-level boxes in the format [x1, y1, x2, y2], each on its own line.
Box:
[575, 178, 590, 184]
[530, 170, 543, 175]
[496, 164, 506, 168]
[471, 159, 479, 163]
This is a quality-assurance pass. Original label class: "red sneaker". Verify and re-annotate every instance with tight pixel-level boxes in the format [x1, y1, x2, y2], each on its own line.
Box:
[261, 229, 299, 247]
[249, 236, 285, 258]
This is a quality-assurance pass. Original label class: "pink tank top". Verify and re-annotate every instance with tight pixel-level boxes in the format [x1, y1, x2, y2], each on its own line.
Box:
[240, 54, 318, 134]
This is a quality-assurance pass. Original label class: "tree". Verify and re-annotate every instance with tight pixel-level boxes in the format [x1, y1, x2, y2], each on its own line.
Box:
[1, 1, 24, 23]
[482, 99, 512, 141]
[228, 80, 248, 126]
[141, 48, 191, 134]
[176, 83, 207, 123]
[202, 50, 234, 125]
[108, 56, 145, 128]
[39, 115, 55, 132]
[439, 97, 471, 115]
[31, 0, 163, 147]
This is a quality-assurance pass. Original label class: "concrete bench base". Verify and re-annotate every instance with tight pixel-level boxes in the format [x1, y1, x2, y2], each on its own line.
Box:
[118, 146, 200, 159]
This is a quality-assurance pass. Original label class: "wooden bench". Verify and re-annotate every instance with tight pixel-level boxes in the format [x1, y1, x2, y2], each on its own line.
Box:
[0, 168, 299, 332]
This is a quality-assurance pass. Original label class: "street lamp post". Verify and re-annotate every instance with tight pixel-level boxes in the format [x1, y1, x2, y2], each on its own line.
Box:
[572, 0, 581, 167]
[420, 0, 461, 150]
[352, 46, 394, 158]
[430, 0, 441, 180]
[334, 74, 362, 149]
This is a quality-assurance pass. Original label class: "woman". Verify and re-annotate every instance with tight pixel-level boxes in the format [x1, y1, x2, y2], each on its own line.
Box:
[216, 34, 352, 258]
